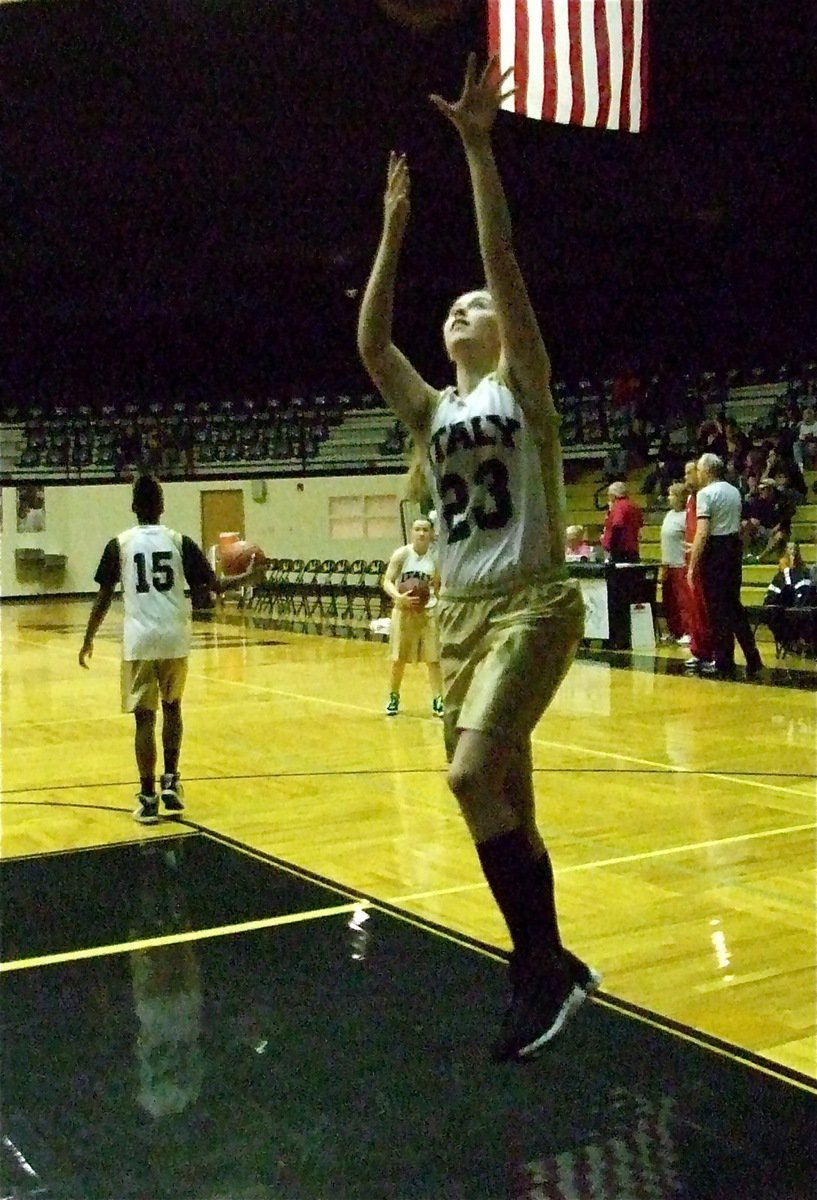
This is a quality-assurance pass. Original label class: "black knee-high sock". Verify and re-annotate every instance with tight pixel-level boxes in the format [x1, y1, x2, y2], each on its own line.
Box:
[532, 849, 562, 951]
[477, 828, 555, 959]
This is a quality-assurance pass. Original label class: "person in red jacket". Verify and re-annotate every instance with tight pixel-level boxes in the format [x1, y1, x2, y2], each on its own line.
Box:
[600, 481, 643, 563]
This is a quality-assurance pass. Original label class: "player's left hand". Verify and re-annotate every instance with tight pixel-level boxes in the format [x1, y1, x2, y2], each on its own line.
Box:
[429, 53, 514, 141]
[79, 642, 93, 668]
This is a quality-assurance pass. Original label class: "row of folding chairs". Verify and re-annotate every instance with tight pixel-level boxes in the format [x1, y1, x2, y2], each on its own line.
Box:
[251, 558, 389, 624]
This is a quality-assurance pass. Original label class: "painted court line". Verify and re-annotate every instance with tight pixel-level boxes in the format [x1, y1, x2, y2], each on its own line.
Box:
[0, 900, 371, 973]
[388, 820, 817, 903]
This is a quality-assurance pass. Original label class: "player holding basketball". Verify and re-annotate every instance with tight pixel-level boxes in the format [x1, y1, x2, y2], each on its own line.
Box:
[79, 475, 258, 824]
[382, 515, 443, 717]
[357, 55, 598, 1062]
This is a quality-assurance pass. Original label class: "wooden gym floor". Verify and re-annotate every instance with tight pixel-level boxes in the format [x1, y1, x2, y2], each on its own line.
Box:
[1, 597, 815, 1199]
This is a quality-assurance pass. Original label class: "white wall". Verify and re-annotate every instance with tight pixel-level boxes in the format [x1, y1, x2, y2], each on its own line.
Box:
[0, 474, 405, 598]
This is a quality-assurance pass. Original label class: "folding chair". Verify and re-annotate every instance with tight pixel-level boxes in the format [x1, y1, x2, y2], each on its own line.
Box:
[366, 560, 388, 619]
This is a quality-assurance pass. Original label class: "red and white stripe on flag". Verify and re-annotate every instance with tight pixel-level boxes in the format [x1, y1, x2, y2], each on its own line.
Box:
[487, 0, 649, 132]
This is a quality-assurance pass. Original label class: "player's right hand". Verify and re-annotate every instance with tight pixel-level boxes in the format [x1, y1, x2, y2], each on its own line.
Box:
[384, 152, 410, 233]
[79, 642, 93, 668]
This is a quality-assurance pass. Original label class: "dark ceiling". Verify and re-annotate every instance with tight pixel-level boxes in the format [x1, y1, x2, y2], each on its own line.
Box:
[1, 0, 814, 406]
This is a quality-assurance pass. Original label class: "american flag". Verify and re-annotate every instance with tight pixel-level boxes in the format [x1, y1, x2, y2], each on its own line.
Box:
[487, 0, 649, 132]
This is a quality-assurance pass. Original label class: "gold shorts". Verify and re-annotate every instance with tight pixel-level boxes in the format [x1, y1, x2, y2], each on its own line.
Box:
[121, 658, 189, 713]
[436, 574, 584, 758]
[389, 606, 440, 664]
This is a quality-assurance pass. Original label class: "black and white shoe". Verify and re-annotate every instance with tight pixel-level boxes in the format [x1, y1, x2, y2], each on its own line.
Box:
[562, 948, 603, 996]
[491, 951, 587, 1063]
[133, 793, 159, 825]
[160, 773, 185, 812]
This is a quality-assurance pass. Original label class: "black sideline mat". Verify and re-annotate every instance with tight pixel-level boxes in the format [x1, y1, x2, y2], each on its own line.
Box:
[1, 835, 813, 1200]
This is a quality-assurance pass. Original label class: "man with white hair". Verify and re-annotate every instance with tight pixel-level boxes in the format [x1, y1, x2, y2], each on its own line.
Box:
[687, 453, 763, 678]
[600, 480, 643, 563]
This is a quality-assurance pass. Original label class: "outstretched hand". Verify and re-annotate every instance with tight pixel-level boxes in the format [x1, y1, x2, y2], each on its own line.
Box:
[429, 53, 514, 142]
[79, 641, 93, 669]
[384, 150, 411, 234]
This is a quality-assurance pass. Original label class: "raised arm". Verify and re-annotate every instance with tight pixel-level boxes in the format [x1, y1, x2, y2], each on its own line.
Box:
[357, 153, 438, 435]
[430, 55, 554, 413]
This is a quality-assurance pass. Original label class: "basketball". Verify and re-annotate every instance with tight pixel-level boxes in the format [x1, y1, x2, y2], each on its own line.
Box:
[220, 540, 266, 576]
[397, 575, 431, 606]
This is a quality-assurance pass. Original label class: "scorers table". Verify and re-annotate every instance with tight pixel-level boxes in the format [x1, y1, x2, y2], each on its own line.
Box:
[568, 561, 659, 650]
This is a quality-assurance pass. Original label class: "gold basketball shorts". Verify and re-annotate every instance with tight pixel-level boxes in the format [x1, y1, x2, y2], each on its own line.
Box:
[389, 606, 440, 664]
[121, 657, 189, 713]
[436, 573, 584, 759]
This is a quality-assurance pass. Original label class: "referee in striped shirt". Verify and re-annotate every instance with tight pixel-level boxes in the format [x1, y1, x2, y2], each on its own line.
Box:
[687, 453, 763, 678]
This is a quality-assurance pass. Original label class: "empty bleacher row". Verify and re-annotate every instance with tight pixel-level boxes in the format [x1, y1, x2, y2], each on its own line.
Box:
[2, 359, 813, 484]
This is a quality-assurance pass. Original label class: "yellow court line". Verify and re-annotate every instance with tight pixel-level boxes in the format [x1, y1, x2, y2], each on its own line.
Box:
[533, 734, 817, 801]
[363, 896, 817, 1097]
[0, 900, 370, 973]
[387, 820, 817, 904]
[589, 993, 817, 1096]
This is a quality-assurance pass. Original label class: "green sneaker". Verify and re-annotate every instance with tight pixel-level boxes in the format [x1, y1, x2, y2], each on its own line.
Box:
[432, 695, 444, 718]
[385, 692, 400, 716]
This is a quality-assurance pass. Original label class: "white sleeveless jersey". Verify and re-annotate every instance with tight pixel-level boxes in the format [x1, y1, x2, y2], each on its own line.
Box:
[117, 525, 191, 660]
[397, 546, 439, 609]
[426, 373, 565, 589]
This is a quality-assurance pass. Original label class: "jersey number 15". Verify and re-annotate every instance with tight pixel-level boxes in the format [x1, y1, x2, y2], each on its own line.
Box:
[133, 551, 175, 593]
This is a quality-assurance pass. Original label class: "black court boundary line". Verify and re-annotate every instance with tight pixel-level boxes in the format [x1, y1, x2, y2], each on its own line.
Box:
[0, 829, 197, 864]
[3, 766, 815, 801]
[173, 818, 817, 1097]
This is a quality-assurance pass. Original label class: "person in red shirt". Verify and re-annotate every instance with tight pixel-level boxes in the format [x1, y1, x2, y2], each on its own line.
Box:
[600, 481, 643, 563]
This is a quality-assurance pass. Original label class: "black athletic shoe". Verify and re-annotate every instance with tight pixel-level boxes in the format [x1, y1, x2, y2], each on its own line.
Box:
[160, 773, 185, 812]
[491, 952, 586, 1063]
[745, 652, 763, 679]
[562, 948, 603, 995]
[133, 793, 159, 825]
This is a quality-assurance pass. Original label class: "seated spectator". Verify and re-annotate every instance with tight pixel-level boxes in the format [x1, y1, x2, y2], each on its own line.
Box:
[773, 466, 802, 530]
[742, 478, 789, 563]
[792, 405, 817, 471]
[723, 418, 750, 479]
[660, 482, 692, 644]
[696, 418, 727, 459]
[565, 525, 595, 562]
[600, 481, 643, 563]
[763, 542, 817, 654]
[642, 439, 684, 497]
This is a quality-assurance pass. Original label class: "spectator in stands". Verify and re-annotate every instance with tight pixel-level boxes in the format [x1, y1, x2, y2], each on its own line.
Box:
[762, 542, 817, 655]
[742, 477, 790, 563]
[565, 525, 594, 562]
[682, 459, 714, 671]
[642, 437, 684, 498]
[696, 418, 728, 460]
[600, 481, 643, 563]
[723, 418, 750, 481]
[688, 452, 763, 678]
[792, 406, 817, 472]
[660, 482, 692, 644]
[16, 485, 46, 532]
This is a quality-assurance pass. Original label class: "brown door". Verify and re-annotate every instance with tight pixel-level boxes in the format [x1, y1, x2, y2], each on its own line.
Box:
[200, 490, 245, 555]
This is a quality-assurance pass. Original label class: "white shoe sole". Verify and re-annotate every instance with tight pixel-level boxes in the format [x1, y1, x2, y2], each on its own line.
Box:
[516, 985, 589, 1059]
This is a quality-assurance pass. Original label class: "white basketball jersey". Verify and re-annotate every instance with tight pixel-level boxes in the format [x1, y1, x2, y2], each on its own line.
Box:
[426, 373, 565, 589]
[117, 525, 191, 661]
[398, 546, 439, 609]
